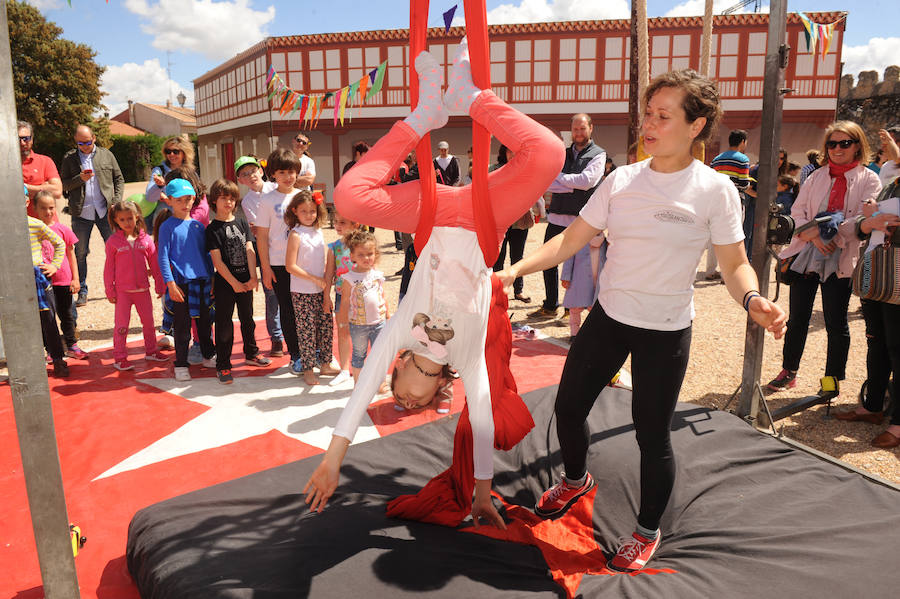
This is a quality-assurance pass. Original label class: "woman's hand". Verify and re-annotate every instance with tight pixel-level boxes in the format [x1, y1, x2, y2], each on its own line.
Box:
[797, 226, 820, 242]
[496, 268, 516, 289]
[748, 296, 787, 339]
[471, 479, 506, 530]
[863, 199, 879, 218]
[167, 281, 185, 303]
[879, 129, 900, 163]
[861, 212, 900, 235]
[303, 459, 340, 513]
[153, 173, 166, 187]
[811, 236, 837, 256]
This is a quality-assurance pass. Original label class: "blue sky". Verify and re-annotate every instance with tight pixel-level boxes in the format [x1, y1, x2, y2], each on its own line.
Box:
[25, 0, 900, 117]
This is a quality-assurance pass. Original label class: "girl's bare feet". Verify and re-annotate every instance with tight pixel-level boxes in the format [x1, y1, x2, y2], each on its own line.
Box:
[303, 370, 319, 386]
[319, 362, 341, 376]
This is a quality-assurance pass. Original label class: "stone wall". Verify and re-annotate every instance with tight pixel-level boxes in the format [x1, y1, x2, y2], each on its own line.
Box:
[837, 66, 900, 155]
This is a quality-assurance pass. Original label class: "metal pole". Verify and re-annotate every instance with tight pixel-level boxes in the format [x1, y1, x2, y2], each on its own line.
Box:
[737, 0, 788, 419]
[0, 1, 81, 596]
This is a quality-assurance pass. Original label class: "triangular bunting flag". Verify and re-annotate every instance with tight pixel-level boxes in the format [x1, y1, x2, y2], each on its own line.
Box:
[799, 13, 818, 54]
[443, 5, 457, 33]
[338, 86, 350, 126]
[297, 95, 309, 126]
[366, 61, 387, 101]
[821, 21, 836, 60]
[358, 74, 369, 104]
[266, 65, 276, 86]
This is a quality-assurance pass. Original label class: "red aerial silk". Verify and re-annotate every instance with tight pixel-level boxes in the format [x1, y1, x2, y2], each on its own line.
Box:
[409, 0, 499, 267]
[386, 276, 533, 524]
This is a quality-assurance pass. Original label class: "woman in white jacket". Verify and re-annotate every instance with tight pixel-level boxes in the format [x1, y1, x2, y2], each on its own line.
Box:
[767, 121, 882, 391]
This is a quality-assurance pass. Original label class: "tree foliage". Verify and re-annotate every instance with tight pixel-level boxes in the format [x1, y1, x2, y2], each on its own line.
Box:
[9, 0, 105, 162]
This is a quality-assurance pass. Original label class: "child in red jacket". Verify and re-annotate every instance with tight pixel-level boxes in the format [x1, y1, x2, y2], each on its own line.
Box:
[104, 200, 167, 371]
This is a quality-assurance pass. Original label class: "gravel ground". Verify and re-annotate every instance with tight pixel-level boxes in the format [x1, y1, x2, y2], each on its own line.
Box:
[11, 181, 898, 484]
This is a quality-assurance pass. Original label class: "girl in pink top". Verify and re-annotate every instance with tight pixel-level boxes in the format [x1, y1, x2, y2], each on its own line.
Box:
[104, 200, 167, 371]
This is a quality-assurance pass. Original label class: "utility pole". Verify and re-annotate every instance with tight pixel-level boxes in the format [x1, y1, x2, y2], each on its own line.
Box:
[700, 0, 713, 76]
[737, 0, 789, 419]
[628, 0, 649, 154]
[0, 2, 80, 597]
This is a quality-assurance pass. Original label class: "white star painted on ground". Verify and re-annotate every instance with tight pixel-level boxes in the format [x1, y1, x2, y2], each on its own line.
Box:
[94, 369, 380, 480]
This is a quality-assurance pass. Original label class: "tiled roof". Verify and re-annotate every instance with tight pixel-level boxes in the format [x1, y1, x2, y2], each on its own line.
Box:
[108, 120, 145, 136]
[141, 104, 196, 123]
[266, 12, 845, 46]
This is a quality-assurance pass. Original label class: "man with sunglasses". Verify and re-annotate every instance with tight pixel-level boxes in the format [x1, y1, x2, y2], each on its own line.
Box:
[291, 134, 316, 191]
[60, 124, 125, 306]
[19, 120, 62, 211]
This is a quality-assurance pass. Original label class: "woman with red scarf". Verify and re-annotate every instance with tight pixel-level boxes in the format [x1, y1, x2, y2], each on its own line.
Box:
[768, 121, 882, 391]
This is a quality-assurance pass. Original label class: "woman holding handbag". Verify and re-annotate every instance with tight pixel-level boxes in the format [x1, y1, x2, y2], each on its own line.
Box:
[767, 122, 882, 391]
[834, 129, 900, 447]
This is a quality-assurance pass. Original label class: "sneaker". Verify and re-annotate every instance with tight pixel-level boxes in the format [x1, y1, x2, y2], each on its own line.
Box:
[528, 306, 560, 319]
[217, 369, 234, 384]
[75, 292, 87, 307]
[269, 339, 284, 357]
[290, 358, 304, 375]
[609, 531, 662, 572]
[535, 473, 596, 518]
[113, 360, 134, 371]
[246, 354, 272, 367]
[65, 344, 88, 359]
[187, 344, 203, 365]
[157, 335, 175, 349]
[201, 356, 217, 369]
[766, 368, 797, 391]
[329, 370, 352, 386]
[174, 366, 191, 382]
[52, 358, 70, 378]
[145, 351, 169, 362]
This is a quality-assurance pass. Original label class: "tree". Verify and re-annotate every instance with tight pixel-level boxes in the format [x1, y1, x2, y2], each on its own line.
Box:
[8, 0, 105, 162]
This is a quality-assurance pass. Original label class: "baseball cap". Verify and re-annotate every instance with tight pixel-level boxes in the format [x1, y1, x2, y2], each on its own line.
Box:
[164, 178, 195, 198]
[234, 155, 260, 174]
[437, 141, 449, 149]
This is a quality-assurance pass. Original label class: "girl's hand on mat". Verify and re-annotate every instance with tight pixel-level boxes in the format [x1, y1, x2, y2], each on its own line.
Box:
[748, 297, 787, 340]
[304, 460, 339, 513]
[471, 480, 506, 530]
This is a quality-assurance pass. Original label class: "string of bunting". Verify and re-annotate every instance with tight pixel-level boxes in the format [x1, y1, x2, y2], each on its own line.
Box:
[266, 61, 387, 128]
[798, 13, 845, 61]
[265, 3, 460, 128]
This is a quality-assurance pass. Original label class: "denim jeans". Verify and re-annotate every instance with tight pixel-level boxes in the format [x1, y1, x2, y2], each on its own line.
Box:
[72, 213, 113, 294]
[349, 321, 385, 369]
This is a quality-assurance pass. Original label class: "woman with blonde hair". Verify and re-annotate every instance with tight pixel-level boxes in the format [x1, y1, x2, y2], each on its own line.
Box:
[144, 135, 196, 228]
[767, 121, 882, 391]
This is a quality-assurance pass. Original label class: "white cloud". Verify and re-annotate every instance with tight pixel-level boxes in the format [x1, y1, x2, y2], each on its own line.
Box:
[482, 0, 629, 24]
[23, 0, 65, 10]
[841, 37, 900, 82]
[99, 59, 194, 118]
[664, 0, 768, 17]
[123, 0, 275, 62]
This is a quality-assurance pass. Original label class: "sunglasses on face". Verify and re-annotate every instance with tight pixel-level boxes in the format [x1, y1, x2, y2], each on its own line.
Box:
[19, 136, 31, 142]
[76, 140, 94, 146]
[294, 138, 309, 145]
[164, 148, 182, 155]
[826, 139, 857, 149]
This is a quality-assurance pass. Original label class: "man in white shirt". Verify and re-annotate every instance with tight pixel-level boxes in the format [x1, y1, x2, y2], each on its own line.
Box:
[531, 113, 606, 318]
[291, 133, 316, 191]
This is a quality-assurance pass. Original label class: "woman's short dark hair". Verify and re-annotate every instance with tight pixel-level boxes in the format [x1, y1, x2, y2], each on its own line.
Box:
[642, 69, 722, 145]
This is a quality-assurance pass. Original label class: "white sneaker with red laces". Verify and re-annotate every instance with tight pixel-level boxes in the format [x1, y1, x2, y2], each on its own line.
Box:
[609, 531, 661, 572]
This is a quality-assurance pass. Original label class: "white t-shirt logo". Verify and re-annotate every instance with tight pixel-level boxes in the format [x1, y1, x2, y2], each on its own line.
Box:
[654, 210, 695, 225]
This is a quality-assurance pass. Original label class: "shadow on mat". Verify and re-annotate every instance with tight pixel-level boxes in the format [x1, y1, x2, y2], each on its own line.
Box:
[128, 464, 563, 598]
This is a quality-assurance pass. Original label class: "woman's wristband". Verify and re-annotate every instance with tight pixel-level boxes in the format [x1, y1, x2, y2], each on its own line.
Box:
[742, 290, 761, 311]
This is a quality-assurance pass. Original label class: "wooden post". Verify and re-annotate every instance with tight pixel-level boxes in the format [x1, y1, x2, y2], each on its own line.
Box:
[628, 0, 650, 155]
[737, 0, 788, 419]
[0, 1, 81, 596]
[700, 0, 713, 76]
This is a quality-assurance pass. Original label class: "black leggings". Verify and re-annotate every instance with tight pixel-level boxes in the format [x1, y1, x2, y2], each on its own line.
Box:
[556, 303, 691, 531]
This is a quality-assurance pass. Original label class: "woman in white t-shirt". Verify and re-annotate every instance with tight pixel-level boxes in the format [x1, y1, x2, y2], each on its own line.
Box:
[499, 69, 786, 573]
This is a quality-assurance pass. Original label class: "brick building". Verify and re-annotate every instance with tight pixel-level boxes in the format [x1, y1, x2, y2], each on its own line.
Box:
[194, 12, 845, 193]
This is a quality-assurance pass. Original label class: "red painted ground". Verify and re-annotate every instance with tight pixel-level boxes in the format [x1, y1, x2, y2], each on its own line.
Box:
[1, 324, 568, 598]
